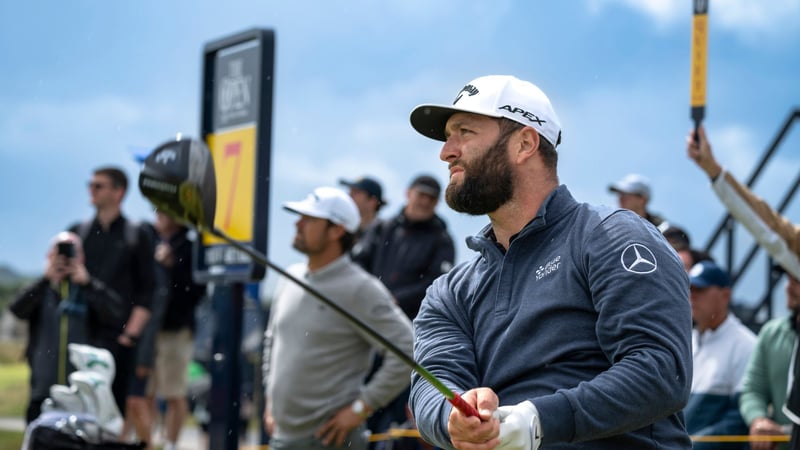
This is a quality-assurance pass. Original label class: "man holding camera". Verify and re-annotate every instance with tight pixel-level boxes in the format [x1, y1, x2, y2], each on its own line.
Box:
[10, 231, 128, 424]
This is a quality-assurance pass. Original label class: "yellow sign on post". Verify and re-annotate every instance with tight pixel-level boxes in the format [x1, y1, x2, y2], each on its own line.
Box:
[196, 29, 273, 283]
[204, 125, 256, 245]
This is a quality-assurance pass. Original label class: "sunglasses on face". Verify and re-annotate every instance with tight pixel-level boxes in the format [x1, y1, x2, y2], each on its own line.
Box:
[88, 182, 111, 191]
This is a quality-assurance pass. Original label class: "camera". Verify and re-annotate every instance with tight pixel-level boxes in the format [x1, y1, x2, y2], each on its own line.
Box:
[57, 241, 76, 258]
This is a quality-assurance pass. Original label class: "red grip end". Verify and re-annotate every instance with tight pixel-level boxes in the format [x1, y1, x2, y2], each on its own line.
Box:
[449, 392, 481, 418]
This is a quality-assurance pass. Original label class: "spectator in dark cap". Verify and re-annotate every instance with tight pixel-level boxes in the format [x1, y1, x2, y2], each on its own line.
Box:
[609, 173, 669, 232]
[340, 176, 386, 239]
[662, 225, 714, 272]
[352, 173, 455, 448]
[663, 226, 690, 251]
[684, 260, 755, 450]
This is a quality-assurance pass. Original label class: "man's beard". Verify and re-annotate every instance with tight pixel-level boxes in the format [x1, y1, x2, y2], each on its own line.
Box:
[445, 134, 514, 215]
[292, 234, 315, 255]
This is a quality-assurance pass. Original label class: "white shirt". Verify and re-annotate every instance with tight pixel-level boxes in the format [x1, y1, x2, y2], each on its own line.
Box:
[691, 314, 757, 395]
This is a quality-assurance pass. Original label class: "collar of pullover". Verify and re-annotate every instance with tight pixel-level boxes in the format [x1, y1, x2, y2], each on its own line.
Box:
[466, 185, 576, 255]
[304, 254, 351, 280]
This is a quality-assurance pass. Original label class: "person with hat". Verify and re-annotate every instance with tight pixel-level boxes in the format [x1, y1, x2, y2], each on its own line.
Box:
[662, 225, 714, 272]
[608, 173, 670, 232]
[339, 176, 387, 239]
[352, 174, 455, 447]
[407, 75, 692, 450]
[262, 186, 413, 450]
[684, 260, 756, 449]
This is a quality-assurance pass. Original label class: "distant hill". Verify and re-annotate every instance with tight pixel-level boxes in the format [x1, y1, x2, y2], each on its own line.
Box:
[0, 264, 31, 285]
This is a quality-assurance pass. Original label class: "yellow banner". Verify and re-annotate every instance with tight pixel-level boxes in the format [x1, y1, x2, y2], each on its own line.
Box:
[203, 126, 256, 244]
[690, 13, 708, 107]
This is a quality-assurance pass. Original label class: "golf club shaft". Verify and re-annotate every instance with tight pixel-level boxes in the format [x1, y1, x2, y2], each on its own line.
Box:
[206, 226, 479, 418]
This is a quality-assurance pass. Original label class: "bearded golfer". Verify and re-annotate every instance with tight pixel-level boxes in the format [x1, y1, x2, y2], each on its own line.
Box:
[407, 75, 693, 450]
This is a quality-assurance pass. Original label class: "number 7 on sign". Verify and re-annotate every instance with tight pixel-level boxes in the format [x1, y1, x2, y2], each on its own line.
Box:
[222, 142, 241, 229]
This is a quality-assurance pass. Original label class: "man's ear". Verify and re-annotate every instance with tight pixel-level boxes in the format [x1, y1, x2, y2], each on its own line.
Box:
[328, 223, 346, 241]
[514, 127, 540, 164]
[113, 188, 127, 204]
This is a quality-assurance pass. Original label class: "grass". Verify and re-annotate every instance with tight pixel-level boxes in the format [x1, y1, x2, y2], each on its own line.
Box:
[0, 361, 28, 417]
[0, 341, 26, 448]
[0, 340, 28, 417]
[0, 340, 25, 364]
[0, 429, 24, 449]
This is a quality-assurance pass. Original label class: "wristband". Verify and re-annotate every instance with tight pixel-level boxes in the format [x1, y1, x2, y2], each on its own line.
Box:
[351, 399, 370, 419]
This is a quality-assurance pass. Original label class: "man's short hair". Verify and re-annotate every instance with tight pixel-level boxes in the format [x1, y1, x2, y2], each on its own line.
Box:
[537, 132, 558, 170]
[497, 117, 558, 170]
[94, 166, 129, 192]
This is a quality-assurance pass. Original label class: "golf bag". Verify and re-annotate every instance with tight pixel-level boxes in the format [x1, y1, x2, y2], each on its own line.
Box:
[21, 344, 144, 450]
[21, 412, 145, 450]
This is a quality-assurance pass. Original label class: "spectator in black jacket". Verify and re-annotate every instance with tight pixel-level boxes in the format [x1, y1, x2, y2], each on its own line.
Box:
[69, 166, 156, 446]
[352, 174, 455, 449]
[10, 231, 126, 424]
[353, 174, 455, 319]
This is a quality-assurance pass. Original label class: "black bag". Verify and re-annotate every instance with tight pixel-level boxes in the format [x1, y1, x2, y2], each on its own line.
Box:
[24, 416, 146, 450]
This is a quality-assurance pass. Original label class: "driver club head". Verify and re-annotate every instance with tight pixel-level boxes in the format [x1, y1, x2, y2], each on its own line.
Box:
[138, 136, 217, 229]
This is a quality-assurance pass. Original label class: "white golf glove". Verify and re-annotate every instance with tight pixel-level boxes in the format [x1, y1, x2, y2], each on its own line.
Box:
[493, 400, 542, 450]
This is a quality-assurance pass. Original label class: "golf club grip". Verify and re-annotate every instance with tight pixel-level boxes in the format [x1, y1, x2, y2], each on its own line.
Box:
[694, 120, 701, 144]
[450, 392, 481, 418]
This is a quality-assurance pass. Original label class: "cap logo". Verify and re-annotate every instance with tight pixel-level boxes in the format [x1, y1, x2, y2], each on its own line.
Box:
[499, 105, 546, 126]
[620, 243, 657, 274]
[454, 84, 479, 105]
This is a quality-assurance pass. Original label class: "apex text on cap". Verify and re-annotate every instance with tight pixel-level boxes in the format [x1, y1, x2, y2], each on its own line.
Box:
[409, 75, 562, 148]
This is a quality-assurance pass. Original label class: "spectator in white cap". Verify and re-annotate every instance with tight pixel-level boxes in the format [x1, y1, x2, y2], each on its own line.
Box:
[262, 186, 413, 450]
[608, 173, 669, 232]
[408, 75, 692, 450]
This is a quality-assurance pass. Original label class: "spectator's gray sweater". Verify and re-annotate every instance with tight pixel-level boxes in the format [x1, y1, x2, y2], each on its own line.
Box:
[410, 185, 693, 449]
[263, 254, 414, 440]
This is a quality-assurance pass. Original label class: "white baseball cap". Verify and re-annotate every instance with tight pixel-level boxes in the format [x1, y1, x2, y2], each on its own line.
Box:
[283, 187, 361, 233]
[608, 173, 652, 199]
[410, 75, 562, 147]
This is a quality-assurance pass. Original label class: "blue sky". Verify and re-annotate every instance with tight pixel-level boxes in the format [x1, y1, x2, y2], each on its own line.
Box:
[1, 1, 799, 311]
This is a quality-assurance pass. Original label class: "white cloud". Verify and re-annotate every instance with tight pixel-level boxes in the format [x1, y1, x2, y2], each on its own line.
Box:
[587, 0, 800, 41]
[714, 0, 800, 37]
[585, 0, 683, 28]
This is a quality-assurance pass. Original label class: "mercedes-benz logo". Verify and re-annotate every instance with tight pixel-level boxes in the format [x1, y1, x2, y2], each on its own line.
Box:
[620, 243, 657, 274]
